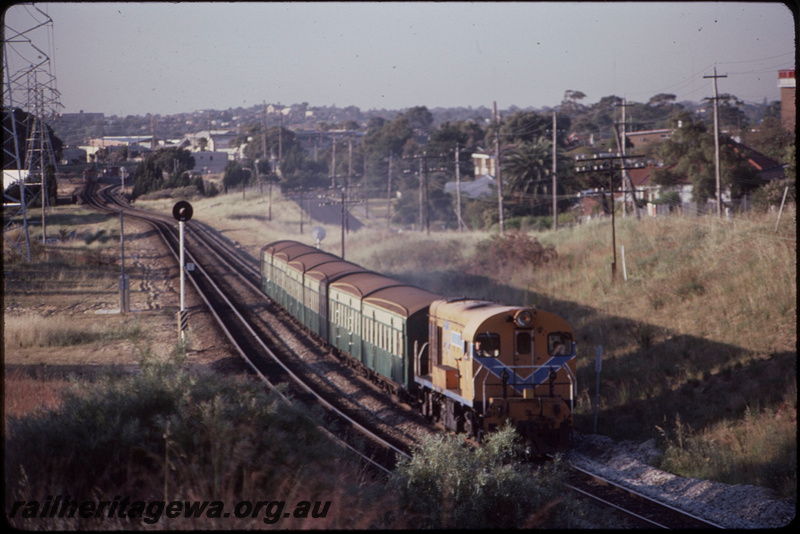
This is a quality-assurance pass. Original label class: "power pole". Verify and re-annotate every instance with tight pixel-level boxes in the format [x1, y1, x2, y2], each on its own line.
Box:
[455, 142, 463, 232]
[261, 101, 268, 195]
[386, 154, 393, 228]
[403, 152, 442, 234]
[341, 189, 345, 257]
[278, 109, 283, 165]
[419, 155, 424, 231]
[552, 111, 558, 231]
[363, 152, 369, 219]
[704, 66, 727, 218]
[492, 101, 505, 235]
[330, 135, 337, 188]
[347, 135, 353, 233]
[495, 126, 505, 235]
[575, 154, 645, 282]
[614, 98, 641, 220]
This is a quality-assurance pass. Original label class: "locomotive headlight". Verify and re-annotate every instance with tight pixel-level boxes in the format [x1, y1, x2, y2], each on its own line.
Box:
[515, 309, 534, 328]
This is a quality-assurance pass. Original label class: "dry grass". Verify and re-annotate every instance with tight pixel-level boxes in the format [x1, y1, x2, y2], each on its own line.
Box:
[4, 314, 143, 349]
[3, 369, 74, 421]
[78, 190, 800, 498]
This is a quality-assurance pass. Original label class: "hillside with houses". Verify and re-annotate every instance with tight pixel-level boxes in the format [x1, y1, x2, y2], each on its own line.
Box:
[41, 69, 795, 228]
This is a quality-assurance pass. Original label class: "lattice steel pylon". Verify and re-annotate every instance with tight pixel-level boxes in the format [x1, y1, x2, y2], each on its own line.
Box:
[3, 3, 62, 260]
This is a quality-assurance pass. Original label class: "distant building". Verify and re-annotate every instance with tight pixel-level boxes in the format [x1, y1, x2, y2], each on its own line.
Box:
[185, 130, 240, 157]
[471, 150, 496, 178]
[778, 69, 795, 132]
[57, 111, 104, 128]
[60, 145, 87, 164]
[80, 136, 153, 161]
[444, 174, 496, 199]
[625, 129, 673, 149]
[192, 151, 229, 174]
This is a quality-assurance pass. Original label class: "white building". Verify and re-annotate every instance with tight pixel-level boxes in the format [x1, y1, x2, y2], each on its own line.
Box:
[191, 151, 229, 174]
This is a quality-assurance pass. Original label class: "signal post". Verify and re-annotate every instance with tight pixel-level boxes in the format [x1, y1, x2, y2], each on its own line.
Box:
[173, 201, 193, 340]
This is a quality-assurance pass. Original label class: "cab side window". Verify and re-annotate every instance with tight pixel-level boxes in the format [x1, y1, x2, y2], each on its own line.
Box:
[474, 333, 501, 358]
[548, 332, 572, 356]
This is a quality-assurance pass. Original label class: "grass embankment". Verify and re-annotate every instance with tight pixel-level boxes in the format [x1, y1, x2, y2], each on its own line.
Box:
[6, 188, 794, 521]
[138, 188, 796, 497]
[5, 351, 591, 529]
[5, 195, 595, 529]
[350, 212, 796, 498]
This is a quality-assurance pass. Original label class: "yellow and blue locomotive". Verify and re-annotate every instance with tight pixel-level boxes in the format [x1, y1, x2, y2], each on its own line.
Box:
[261, 240, 576, 453]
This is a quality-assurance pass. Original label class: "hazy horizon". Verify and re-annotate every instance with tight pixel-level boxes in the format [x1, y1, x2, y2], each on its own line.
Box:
[4, 2, 795, 117]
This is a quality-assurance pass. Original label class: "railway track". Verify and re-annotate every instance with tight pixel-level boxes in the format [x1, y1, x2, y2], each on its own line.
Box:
[82, 183, 429, 475]
[82, 183, 730, 526]
[564, 462, 725, 529]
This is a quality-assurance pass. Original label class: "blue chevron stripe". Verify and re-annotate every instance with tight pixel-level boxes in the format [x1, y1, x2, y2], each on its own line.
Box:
[474, 350, 575, 394]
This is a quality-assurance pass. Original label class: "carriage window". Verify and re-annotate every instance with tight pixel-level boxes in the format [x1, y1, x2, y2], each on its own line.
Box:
[474, 333, 501, 358]
[548, 332, 572, 356]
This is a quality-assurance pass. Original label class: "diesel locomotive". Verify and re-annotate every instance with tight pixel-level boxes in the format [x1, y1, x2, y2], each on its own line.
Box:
[260, 239, 577, 453]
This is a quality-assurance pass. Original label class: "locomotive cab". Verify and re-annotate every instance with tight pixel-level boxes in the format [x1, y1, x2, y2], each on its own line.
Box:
[417, 298, 576, 453]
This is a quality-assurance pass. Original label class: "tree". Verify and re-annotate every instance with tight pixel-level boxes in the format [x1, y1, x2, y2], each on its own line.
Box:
[655, 113, 762, 204]
[401, 106, 433, 136]
[132, 147, 195, 198]
[222, 160, 248, 192]
[648, 93, 677, 107]
[2, 107, 64, 168]
[502, 137, 566, 217]
[716, 94, 749, 133]
[742, 101, 794, 162]
[560, 90, 587, 116]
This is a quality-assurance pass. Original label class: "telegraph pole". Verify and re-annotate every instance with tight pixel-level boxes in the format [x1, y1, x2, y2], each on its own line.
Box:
[261, 101, 268, 195]
[552, 111, 558, 231]
[330, 135, 337, 188]
[455, 142, 463, 232]
[403, 152, 442, 234]
[419, 155, 425, 231]
[614, 98, 641, 219]
[575, 154, 645, 281]
[119, 167, 129, 313]
[495, 124, 505, 235]
[363, 152, 369, 219]
[387, 154, 393, 228]
[704, 66, 727, 217]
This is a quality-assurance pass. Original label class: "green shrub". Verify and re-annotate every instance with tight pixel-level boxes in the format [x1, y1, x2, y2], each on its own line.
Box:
[391, 426, 580, 529]
[5, 350, 334, 506]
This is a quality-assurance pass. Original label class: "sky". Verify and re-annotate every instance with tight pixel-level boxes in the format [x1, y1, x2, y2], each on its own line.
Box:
[4, 2, 796, 117]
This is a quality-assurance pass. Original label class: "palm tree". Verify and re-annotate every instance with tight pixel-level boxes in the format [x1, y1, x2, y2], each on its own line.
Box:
[502, 137, 554, 214]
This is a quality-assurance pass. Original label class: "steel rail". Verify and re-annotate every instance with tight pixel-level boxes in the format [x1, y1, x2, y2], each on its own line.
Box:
[567, 462, 726, 529]
[88, 184, 409, 472]
[563, 481, 669, 529]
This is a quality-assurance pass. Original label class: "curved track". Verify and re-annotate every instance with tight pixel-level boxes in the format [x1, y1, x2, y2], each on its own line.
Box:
[82, 183, 728, 526]
[82, 183, 416, 474]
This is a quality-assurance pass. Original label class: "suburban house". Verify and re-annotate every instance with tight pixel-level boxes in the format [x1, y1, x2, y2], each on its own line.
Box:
[626, 129, 673, 149]
[184, 130, 240, 157]
[443, 149, 498, 199]
[191, 151, 229, 174]
[80, 136, 153, 161]
[575, 136, 785, 219]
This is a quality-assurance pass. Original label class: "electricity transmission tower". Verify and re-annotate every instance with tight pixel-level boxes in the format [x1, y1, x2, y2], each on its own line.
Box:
[3, 3, 62, 260]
